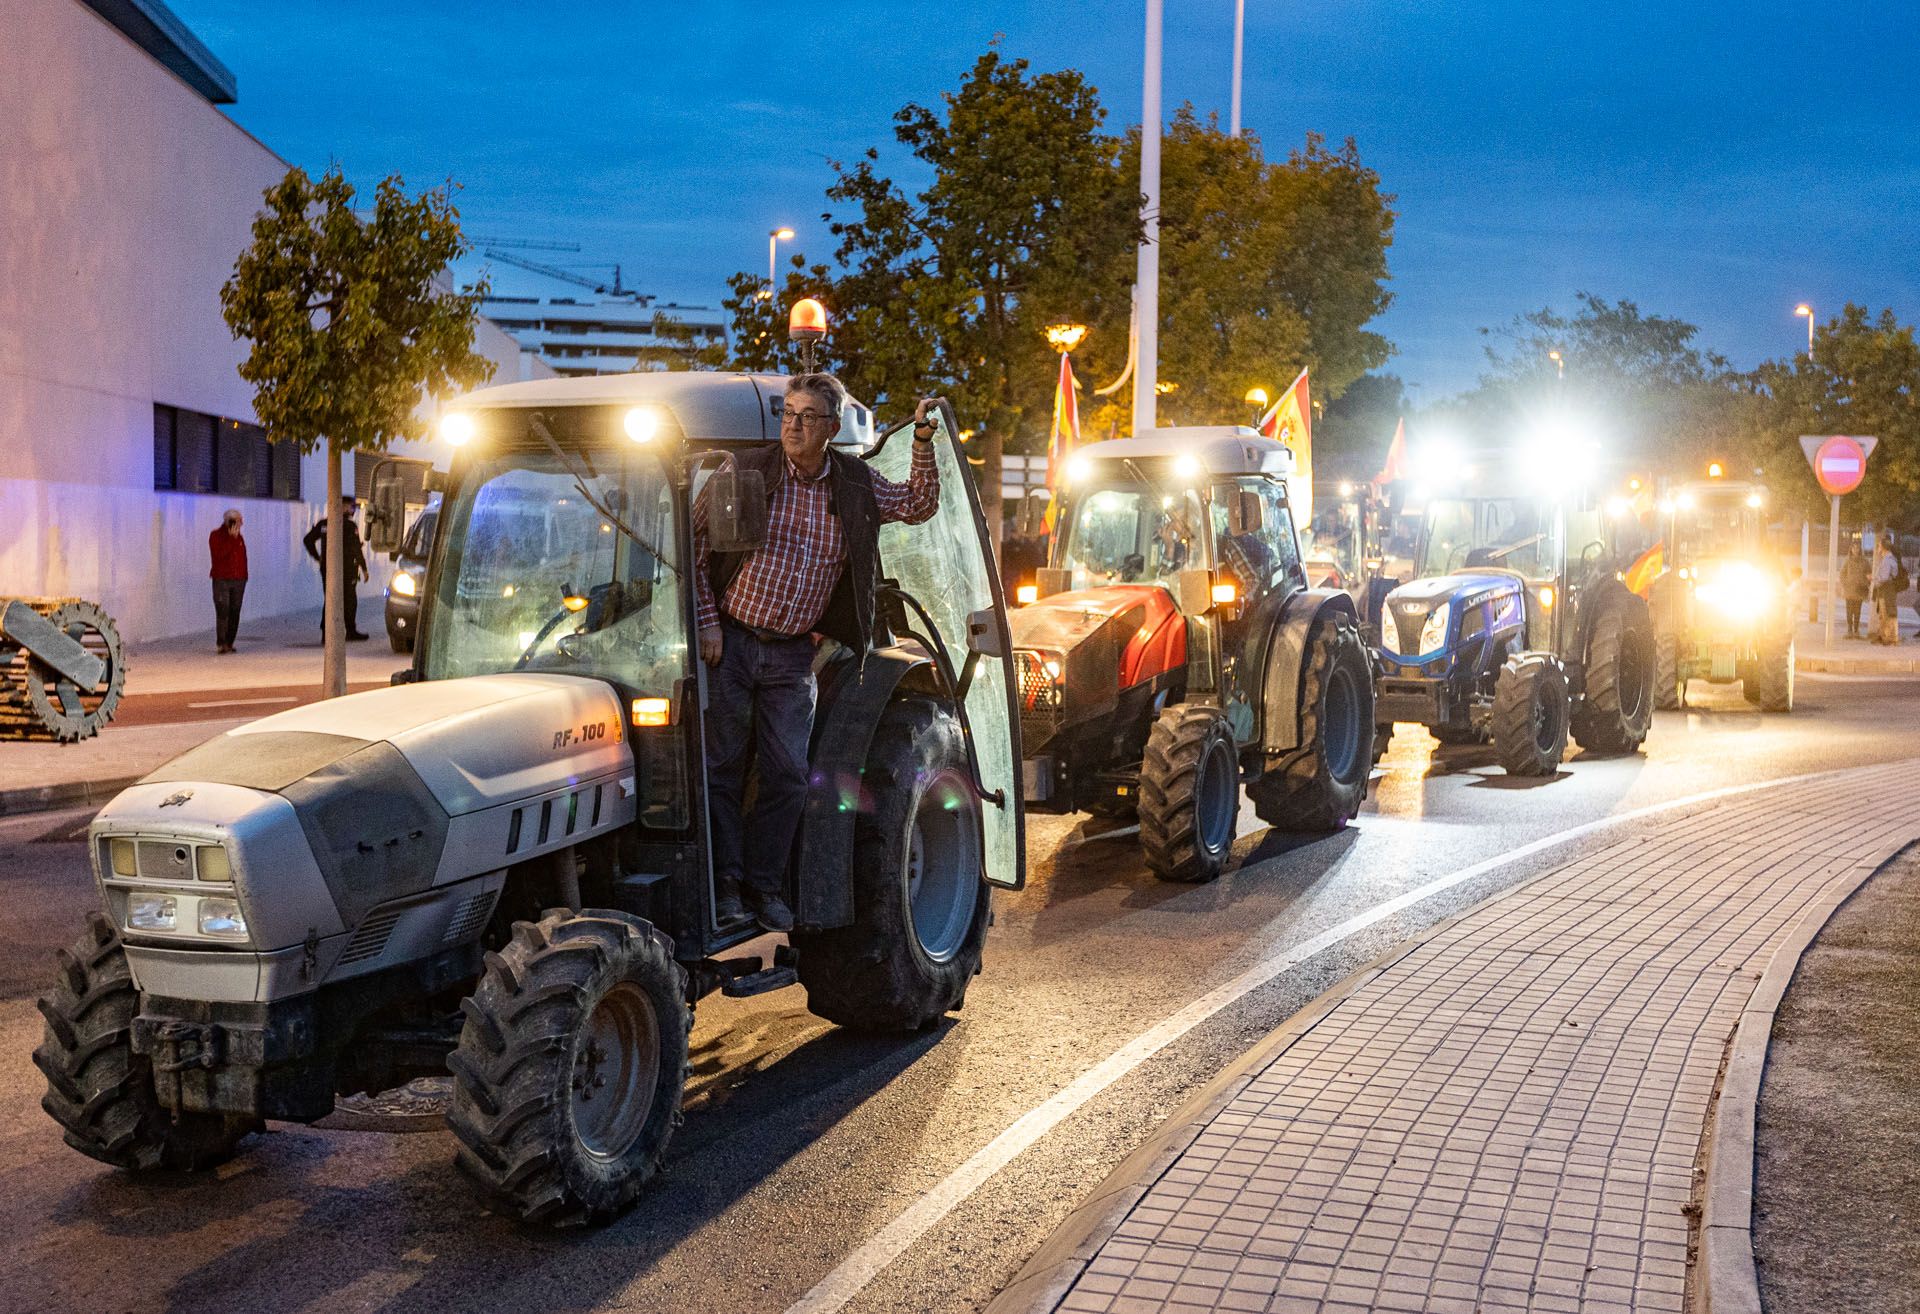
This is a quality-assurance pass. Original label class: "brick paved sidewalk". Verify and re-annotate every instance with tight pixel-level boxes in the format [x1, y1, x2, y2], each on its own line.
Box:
[1036, 765, 1917, 1314]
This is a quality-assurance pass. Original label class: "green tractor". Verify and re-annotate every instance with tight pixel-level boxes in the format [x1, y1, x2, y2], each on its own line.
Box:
[1649, 477, 1793, 711]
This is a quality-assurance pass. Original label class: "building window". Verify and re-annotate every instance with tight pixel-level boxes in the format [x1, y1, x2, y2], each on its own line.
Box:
[152, 403, 301, 500]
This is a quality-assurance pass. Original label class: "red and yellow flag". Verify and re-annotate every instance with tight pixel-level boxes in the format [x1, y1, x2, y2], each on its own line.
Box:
[1623, 542, 1664, 598]
[1374, 418, 1406, 488]
[1043, 352, 1081, 532]
[1259, 367, 1313, 527]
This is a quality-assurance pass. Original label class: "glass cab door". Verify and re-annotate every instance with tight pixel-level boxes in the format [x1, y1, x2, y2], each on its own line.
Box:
[866, 405, 1026, 891]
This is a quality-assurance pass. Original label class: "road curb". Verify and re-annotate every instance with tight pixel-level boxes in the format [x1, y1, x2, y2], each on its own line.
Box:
[1693, 840, 1914, 1314]
[1797, 654, 1920, 675]
[0, 774, 142, 819]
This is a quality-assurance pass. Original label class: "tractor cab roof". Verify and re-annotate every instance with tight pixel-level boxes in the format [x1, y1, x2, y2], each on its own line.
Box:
[446, 371, 877, 448]
[1082, 427, 1294, 477]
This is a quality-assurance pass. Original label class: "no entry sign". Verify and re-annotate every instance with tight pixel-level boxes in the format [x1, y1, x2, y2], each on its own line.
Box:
[1799, 434, 1877, 497]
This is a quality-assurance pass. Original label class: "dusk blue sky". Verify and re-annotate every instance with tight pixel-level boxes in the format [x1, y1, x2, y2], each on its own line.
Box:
[172, 1, 1918, 403]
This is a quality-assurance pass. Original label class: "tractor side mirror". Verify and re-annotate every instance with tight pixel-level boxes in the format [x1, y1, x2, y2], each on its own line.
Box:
[1227, 489, 1263, 537]
[706, 467, 768, 554]
[367, 465, 407, 554]
[966, 607, 1004, 657]
[1036, 568, 1071, 600]
[1177, 568, 1215, 616]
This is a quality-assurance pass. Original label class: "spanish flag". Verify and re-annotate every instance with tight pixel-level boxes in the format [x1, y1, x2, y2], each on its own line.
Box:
[1259, 367, 1312, 528]
[1374, 418, 1406, 488]
[1624, 542, 1664, 598]
[1043, 352, 1081, 532]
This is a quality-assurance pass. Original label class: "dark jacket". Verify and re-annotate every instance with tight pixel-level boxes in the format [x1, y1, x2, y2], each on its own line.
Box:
[1840, 552, 1871, 601]
[707, 443, 884, 655]
[208, 528, 248, 581]
[303, 515, 367, 577]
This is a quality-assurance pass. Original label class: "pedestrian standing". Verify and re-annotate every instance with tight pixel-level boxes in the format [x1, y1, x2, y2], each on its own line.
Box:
[1870, 540, 1901, 644]
[1840, 542, 1871, 639]
[301, 496, 371, 641]
[208, 509, 248, 654]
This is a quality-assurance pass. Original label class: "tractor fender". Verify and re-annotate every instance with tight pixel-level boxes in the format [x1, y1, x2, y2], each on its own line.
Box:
[797, 646, 930, 930]
[1260, 588, 1361, 754]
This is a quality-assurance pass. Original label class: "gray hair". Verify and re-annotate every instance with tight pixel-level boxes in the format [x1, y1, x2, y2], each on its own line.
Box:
[222, 508, 242, 526]
[786, 373, 847, 420]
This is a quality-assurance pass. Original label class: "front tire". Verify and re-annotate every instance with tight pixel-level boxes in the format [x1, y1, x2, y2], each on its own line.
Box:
[34, 913, 254, 1171]
[1654, 631, 1683, 710]
[447, 909, 690, 1225]
[794, 697, 987, 1030]
[1492, 654, 1568, 777]
[1571, 593, 1655, 754]
[1248, 613, 1374, 832]
[1139, 705, 1240, 882]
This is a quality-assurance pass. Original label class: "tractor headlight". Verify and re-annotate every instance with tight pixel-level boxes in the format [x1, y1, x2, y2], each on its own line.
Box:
[1417, 603, 1451, 655]
[1696, 562, 1771, 620]
[196, 897, 249, 939]
[390, 570, 418, 598]
[127, 893, 177, 932]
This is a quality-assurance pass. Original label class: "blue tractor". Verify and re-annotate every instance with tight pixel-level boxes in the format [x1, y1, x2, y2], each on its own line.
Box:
[1371, 487, 1656, 776]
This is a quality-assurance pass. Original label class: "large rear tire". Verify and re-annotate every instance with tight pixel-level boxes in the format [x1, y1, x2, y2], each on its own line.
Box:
[447, 909, 689, 1225]
[1492, 654, 1568, 777]
[1571, 593, 1655, 754]
[1654, 631, 1683, 710]
[33, 913, 254, 1171]
[1138, 705, 1239, 882]
[1248, 613, 1374, 832]
[1754, 639, 1795, 712]
[794, 697, 987, 1029]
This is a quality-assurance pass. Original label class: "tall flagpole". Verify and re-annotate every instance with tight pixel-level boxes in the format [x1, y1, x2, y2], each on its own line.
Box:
[1132, 0, 1163, 436]
[1231, 0, 1245, 138]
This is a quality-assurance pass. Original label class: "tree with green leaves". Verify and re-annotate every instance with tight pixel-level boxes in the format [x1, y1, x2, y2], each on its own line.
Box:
[1438, 293, 1739, 477]
[720, 54, 1397, 526]
[633, 311, 727, 372]
[221, 166, 495, 696]
[1743, 305, 1920, 525]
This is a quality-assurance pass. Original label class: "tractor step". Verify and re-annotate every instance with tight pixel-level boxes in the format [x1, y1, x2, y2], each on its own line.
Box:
[722, 965, 798, 997]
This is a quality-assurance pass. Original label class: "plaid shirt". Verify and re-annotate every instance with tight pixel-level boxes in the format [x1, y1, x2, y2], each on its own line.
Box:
[694, 441, 940, 636]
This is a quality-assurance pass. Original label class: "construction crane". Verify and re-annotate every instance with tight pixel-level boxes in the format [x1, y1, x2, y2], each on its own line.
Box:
[479, 247, 640, 300]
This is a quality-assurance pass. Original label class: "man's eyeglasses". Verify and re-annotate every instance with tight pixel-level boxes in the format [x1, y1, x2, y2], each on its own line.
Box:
[781, 409, 834, 431]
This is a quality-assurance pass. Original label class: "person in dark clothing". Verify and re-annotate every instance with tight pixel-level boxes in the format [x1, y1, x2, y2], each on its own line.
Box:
[1840, 542, 1871, 639]
[208, 508, 248, 654]
[302, 496, 371, 640]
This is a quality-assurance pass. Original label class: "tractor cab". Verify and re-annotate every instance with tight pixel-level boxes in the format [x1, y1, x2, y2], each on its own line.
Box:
[1650, 477, 1792, 711]
[1011, 428, 1374, 883]
[40, 369, 1024, 1226]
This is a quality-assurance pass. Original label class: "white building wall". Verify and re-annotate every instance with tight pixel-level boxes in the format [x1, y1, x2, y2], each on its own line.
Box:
[0, 0, 549, 643]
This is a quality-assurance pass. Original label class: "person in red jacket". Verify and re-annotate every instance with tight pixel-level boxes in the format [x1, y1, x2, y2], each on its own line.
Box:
[209, 509, 248, 654]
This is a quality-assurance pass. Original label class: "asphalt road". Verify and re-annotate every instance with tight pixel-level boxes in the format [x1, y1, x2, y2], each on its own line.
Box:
[1, 674, 1916, 1314]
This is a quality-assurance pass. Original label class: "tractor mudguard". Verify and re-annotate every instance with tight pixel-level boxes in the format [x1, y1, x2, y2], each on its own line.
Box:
[1259, 589, 1361, 753]
[797, 646, 930, 929]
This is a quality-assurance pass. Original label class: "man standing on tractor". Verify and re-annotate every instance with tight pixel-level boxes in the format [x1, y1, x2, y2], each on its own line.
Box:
[693, 374, 943, 931]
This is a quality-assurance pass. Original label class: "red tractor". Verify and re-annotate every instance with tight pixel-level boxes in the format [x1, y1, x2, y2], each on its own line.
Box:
[1011, 428, 1375, 882]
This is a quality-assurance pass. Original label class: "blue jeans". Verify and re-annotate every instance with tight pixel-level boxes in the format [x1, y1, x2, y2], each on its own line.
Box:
[704, 620, 817, 897]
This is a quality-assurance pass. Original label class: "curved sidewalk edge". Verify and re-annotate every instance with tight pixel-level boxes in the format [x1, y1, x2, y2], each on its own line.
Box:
[0, 773, 143, 819]
[1796, 652, 1920, 675]
[1693, 843, 1910, 1314]
[988, 766, 1919, 1314]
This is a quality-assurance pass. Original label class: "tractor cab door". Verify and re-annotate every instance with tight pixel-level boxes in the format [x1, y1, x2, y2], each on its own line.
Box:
[1210, 476, 1304, 744]
[867, 404, 1026, 891]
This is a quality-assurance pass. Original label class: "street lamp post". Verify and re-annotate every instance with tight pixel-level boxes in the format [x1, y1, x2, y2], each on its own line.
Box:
[1244, 385, 1270, 427]
[1230, 0, 1245, 138]
[1132, 0, 1163, 437]
[1548, 349, 1564, 380]
[768, 227, 795, 290]
[1795, 302, 1814, 360]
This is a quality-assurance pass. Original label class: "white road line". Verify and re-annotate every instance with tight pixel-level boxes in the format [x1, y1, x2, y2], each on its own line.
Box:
[185, 696, 300, 710]
[782, 762, 1873, 1314]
